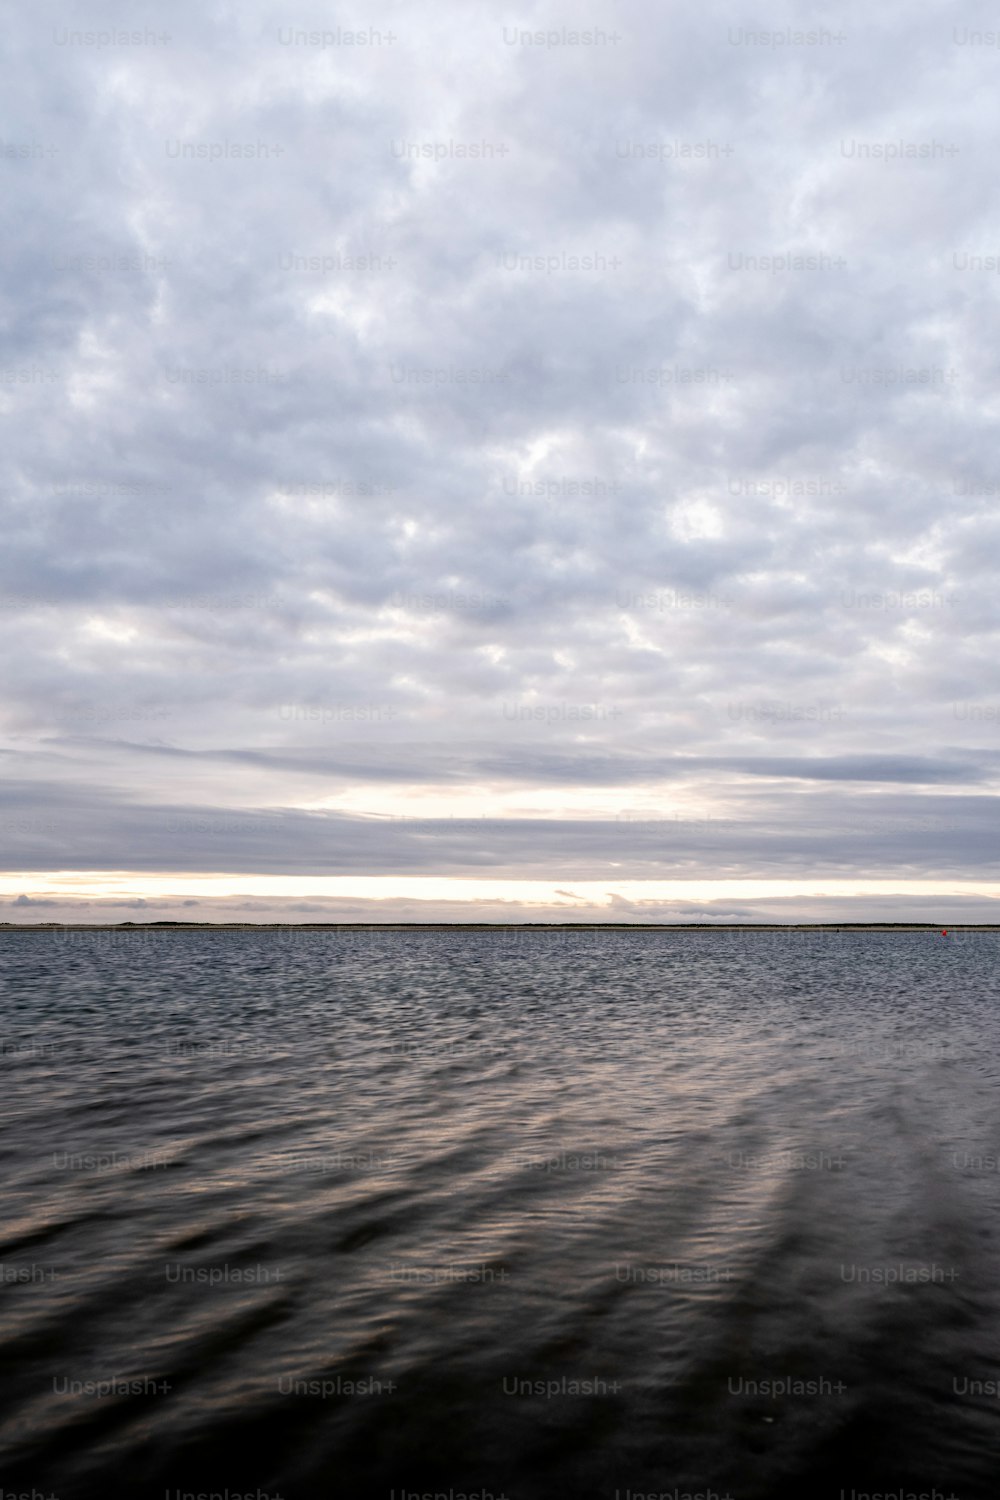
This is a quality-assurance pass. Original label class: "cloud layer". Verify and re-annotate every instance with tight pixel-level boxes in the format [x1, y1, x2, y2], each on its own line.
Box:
[4, 0, 1000, 917]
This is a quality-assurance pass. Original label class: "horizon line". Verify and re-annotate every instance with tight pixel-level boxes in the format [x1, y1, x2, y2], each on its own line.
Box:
[0, 921, 981, 932]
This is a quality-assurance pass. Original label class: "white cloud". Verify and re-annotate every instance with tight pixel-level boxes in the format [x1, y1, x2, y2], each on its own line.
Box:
[3, 0, 999, 916]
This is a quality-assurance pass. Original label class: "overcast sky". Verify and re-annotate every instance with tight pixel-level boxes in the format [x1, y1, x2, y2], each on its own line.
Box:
[4, 0, 1000, 923]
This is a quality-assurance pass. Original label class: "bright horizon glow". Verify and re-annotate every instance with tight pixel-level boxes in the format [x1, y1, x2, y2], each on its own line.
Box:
[4, 873, 1000, 904]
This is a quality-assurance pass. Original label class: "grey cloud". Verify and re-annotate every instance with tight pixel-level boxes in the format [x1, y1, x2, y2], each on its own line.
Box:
[2, 782, 999, 877]
[2, 0, 1000, 911]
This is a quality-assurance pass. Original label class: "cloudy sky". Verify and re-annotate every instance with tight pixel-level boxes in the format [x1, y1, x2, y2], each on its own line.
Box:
[4, 0, 1000, 923]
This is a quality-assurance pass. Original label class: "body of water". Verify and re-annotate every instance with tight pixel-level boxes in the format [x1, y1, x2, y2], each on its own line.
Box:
[2, 929, 999, 1498]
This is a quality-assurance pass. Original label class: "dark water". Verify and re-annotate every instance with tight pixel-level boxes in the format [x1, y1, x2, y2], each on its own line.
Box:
[2, 929, 1000, 1500]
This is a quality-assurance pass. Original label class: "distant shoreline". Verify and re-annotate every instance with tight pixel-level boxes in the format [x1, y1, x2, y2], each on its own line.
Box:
[0, 922, 993, 933]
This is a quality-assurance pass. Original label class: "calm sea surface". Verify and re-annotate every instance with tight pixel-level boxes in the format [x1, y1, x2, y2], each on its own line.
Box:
[2, 929, 1000, 1499]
